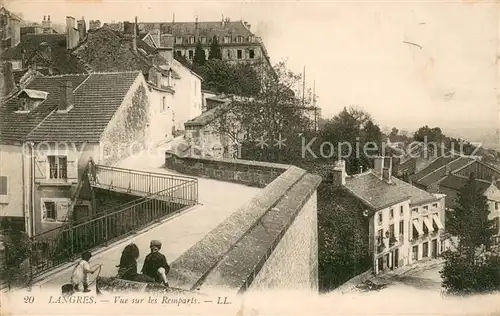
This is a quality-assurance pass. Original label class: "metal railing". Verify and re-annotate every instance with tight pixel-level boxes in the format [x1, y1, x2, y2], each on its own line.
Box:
[90, 164, 198, 196]
[29, 179, 198, 278]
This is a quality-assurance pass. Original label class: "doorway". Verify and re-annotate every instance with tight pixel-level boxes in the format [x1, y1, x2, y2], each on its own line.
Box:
[394, 248, 399, 269]
[432, 239, 438, 258]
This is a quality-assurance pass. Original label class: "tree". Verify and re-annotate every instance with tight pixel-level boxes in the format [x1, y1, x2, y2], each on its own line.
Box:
[320, 106, 383, 174]
[208, 36, 222, 60]
[440, 173, 500, 294]
[317, 184, 371, 291]
[1, 230, 32, 290]
[208, 60, 312, 163]
[193, 41, 206, 68]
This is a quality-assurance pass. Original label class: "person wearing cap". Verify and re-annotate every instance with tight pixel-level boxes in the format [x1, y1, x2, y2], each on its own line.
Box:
[141, 240, 170, 286]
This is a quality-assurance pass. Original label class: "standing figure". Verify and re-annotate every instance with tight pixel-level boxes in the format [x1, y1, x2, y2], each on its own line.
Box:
[71, 251, 100, 292]
[141, 240, 170, 286]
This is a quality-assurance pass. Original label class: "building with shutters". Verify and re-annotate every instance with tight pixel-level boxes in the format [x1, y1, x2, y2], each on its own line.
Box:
[0, 70, 158, 235]
[327, 157, 448, 275]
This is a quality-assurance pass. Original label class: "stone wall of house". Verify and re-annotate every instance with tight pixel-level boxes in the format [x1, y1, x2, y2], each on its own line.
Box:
[100, 79, 149, 166]
[165, 152, 322, 294]
[164, 151, 287, 188]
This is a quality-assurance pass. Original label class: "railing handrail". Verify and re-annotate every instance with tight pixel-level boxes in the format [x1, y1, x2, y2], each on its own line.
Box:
[94, 164, 198, 182]
[31, 181, 197, 240]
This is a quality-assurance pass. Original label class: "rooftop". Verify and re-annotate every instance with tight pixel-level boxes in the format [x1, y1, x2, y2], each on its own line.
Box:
[0, 71, 142, 142]
[344, 170, 438, 211]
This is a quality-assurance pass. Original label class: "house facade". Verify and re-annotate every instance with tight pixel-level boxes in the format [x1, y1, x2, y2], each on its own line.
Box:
[0, 71, 155, 235]
[330, 157, 448, 275]
[104, 17, 274, 80]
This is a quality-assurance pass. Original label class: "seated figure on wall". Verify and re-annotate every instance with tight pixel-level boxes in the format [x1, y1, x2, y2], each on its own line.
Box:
[116, 243, 156, 283]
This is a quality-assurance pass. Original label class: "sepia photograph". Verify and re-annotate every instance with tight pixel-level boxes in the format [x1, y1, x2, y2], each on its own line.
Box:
[0, 0, 499, 315]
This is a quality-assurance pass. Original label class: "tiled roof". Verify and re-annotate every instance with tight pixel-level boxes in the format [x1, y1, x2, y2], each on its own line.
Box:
[411, 156, 457, 182]
[344, 171, 437, 210]
[0, 74, 88, 142]
[1, 34, 86, 75]
[184, 102, 231, 127]
[0, 72, 141, 143]
[413, 156, 475, 187]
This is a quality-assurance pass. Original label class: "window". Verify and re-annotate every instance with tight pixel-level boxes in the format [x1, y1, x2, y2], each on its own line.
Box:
[390, 208, 394, 219]
[200, 36, 207, 44]
[399, 220, 404, 236]
[389, 224, 395, 240]
[412, 207, 418, 214]
[175, 37, 183, 44]
[18, 98, 42, 112]
[423, 205, 429, 211]
[236, 35, 243, 43]
[412, 246, 418, 260]
[162, 96, 166, 112]
[493, 218, 500, 232]
[496, 202, 499, 210]
[188, 50, 194, 60]
[378, 212, 382, 225]
[432, 203, 438, 208]
[377, 229, 383, 244]
[400, 205, 404, 216]
[11, 60, 21, 70]
[189, 36, 195, 44]
[175, 50, 182, 57]
[422, 242, 429, 258]
[226, 49, 232, 59]
[237, 49, 242, 59]
[248, 35, 254, 42]
[423, 216, 429, 235]
[223, 36, 231, 44]
[0, 176, 7, 195]
[48, 155, 67, 179]
[44, 201, 57, 221]
[249, 49, 255, 59]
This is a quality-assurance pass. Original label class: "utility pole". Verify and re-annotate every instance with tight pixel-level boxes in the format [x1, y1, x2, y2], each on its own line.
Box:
[302, 65, 306, 107]
[313, 80, 317, 132]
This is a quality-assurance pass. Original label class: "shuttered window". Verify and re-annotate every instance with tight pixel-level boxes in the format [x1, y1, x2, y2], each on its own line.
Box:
[0, 176, 7, 195]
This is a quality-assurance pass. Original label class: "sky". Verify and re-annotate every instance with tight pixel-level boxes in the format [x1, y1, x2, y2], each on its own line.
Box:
[3, 0, 500, 138]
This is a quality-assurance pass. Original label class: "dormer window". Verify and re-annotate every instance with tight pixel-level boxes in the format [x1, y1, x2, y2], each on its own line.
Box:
[16, 89, 48, 112]
[223, 36, 231, 44]
[248, 35, 254, 42]
[236, 36, 244, 43]
[200, 36, 207, 44]
[189, 36, 195, 44]
[175, 36, 183, 44]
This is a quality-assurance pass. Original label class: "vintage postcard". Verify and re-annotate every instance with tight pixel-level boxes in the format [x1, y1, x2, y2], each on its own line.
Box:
[0, 0, 500, 315]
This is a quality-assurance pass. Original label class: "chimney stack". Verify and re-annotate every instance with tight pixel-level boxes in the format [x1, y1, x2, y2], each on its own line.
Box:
[59, 80, 73, 111]
[332, 160, 347, 187]
[374, 156, 384, 178]
[133, 16, 138, 53]
[77, 17, 87, 43]
[382, 157, 393, 183]
[66, 16, 79, 49]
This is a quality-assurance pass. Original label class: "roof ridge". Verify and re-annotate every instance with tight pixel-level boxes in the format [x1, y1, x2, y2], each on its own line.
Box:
[418, 156, 461, 182]
[40, 73, 89, 78]
[88, 70, 141, 75]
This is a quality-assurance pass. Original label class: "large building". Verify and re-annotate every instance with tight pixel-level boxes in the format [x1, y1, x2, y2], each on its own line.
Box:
[0, 6, 21, 50]
[103, 17, 273, 78]
[328, 157, 448, 274]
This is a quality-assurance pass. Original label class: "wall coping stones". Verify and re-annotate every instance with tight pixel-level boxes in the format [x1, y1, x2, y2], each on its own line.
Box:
[198, 173, 322, 292]
[164, 151, 322, 293]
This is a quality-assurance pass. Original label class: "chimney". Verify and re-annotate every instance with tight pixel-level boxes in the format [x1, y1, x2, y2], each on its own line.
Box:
[131, 16, 137, 53]
[374, 156, 384, 178]
[332, 160, 346, 187]
[59, 80, 73, 111]
[382, 157, 393, 183]
[66, 16, 78, 49]
[2, 62, 14, 97]
[77, 17, 86, 43]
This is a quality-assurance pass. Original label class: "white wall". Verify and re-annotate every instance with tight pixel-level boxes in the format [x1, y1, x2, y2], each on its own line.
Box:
[170, 59, 203, 131]
[0, 144, 25, 217]
[148, 87, 175, 145]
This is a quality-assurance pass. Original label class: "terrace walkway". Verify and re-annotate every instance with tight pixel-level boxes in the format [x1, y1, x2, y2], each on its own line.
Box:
[33, 149, 261, 289]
